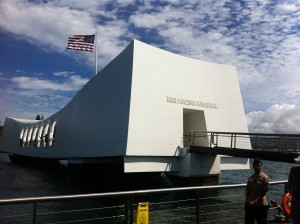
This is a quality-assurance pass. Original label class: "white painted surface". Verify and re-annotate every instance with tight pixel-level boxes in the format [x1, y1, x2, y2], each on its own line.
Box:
[0, 40, 250, 177]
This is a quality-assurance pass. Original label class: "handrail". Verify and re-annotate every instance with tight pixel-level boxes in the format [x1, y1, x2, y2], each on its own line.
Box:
[189, 131, 300, 137]
[0, 181, 288, 224]
[0, 180, 287, 205]
[185, 131, 300, 152]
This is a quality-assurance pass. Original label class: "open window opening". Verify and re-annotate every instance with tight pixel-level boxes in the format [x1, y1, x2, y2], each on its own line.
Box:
[183, 108, 208, 147]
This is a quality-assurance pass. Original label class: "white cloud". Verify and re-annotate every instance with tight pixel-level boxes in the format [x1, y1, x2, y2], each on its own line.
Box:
[0, 0, 96, 51]
[140, 1, 300, 113]
[96, 20, 131, 67]
[277, 3, 299, 13]
[246, 104, 300, 133]
[0, 87, 72, 122]
[0, 0, 300, 125]
[0, 0, 134, 68]
[130, 13, 165, 28]
[53, 71, 75, 78]
[0, 72, 88, 122]
[11, 75, 89, 91]
[2, 0, 299, 106]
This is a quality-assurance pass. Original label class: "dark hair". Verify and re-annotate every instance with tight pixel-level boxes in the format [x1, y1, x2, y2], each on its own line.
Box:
[253, 157, 262, 165]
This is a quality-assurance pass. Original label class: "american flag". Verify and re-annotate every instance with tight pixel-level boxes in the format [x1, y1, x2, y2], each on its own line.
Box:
[67, 35, 95, 52]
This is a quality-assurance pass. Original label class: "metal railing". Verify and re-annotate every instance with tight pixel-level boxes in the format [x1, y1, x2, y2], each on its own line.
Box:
[185, 131, 300, 152]
[0, 181, 288, 224]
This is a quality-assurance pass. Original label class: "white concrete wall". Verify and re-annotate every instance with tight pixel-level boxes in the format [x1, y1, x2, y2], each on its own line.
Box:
[0, 39, 250, 176]
[1, 42, 135, 158]
[52, 42, 133, 158]
[126, 40, 250, 173]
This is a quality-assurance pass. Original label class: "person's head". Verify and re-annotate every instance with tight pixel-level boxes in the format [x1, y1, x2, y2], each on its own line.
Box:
[253, 157, 263, 174]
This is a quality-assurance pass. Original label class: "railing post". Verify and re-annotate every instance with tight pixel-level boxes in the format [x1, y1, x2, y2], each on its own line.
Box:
[129, 194, 134, 224]
[125, 194, 134, 224]
[32, 202, 37, 224]
[234, 133, 237, 148]
[279, 136, 283, 152]
[193, 132, 195, 145]
[255, 135, 258, 150]
[125, 195, 129, 224]
[195, 190, 200, 224]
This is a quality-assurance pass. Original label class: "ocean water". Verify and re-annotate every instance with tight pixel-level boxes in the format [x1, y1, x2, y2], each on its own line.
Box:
[0, 153, 297, 223]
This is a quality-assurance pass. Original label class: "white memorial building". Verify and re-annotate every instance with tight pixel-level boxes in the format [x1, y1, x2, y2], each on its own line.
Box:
[0, 40, 250, 179]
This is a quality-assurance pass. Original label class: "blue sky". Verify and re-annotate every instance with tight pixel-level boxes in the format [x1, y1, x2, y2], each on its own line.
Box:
[0, 0, 300, 133]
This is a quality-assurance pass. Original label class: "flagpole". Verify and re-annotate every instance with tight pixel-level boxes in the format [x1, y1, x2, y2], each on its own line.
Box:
[95, 32, 98, 76]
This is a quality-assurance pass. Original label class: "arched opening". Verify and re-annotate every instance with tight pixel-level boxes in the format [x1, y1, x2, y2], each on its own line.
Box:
[19, 128, 24, 147]
[42, 122, 50, 147]
[37, 124, 44, 148]
[48, 120, 56, 147]
[22, 128, 28, 148]
[31, 125, 39, 148]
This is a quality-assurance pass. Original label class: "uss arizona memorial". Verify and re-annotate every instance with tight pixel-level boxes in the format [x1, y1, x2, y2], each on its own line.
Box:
[0, 40, 251, 180]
